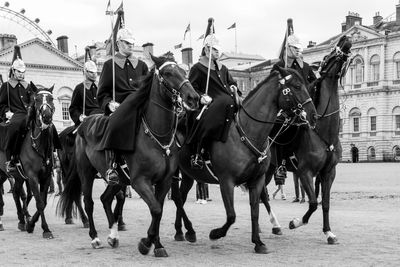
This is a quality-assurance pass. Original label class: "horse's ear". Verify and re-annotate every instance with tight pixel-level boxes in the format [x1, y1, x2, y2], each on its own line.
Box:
[30, 81, 38, 93]
[150, 54, 165, 69]
[275, 65, 289, 77]
[48, 84, 55, 93]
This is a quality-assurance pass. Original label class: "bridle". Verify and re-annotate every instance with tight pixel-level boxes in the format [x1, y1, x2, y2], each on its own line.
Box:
[236, 72, 314, 163]
[142, 61, 190, 156]
[35, 90, 54, 130]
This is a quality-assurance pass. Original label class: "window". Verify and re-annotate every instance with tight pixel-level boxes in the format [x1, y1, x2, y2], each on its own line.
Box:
[394, 146, 400, 160]
[349, 108, 361, 135]
[339, 118, 343, 133]
[367, 108, 377, 132]
[396, 115, 400, 131]
[353, 117, 359, 132]
[370, 55, 380, 81]
[394, 52, 400, 80]
[394, 106, 400, 132]
[367, 146, 376, 161]
[354, 57, 364, 84]
[61, 101, 70, 121]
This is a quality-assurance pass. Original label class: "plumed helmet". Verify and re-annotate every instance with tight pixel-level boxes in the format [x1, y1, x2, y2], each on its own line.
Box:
[83, 46, 97, 72]
[11, 45, 26, 72]
[117, 28, 135, 44]
[202, 18, 221, 51]
[287, 34, 302, 49]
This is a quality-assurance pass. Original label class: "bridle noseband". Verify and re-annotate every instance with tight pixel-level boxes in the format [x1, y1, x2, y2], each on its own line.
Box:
[35, 90, 54, 129]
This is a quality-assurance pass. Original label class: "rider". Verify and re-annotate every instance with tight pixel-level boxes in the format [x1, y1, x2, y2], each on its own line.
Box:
[69, 48, 102, 127]
[97, 27, 149, 184]
[187, 18, 241, 168]
[272, 34, 317, 179]
[0, 45, 35, 172]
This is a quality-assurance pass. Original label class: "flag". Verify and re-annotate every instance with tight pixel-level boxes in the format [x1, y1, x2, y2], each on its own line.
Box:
[105, 0, 112, 15]
[105, 2, 125, 56]
[183, 23, 191, 40]
[204, 18, 215, 40]
[278, 18, 294, 63]
[227, 23, 236, 30]
[174, 43, 182, 49]
[197, 33, 205, 41]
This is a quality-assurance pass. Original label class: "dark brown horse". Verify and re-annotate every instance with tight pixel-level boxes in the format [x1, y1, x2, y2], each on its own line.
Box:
[173, 66, 317, 253]
[57, 55, 199, 256]
[263, 35, 352, 244]
[0, 84, 57, 238]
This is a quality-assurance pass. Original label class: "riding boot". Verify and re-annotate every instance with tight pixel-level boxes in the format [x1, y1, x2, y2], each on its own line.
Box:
[190, 144, 204, 169]
[105, 149, 119, 185]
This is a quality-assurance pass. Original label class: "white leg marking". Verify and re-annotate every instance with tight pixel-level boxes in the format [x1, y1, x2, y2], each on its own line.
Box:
[110, 223, 119, 239]
[269, 210, 281, 228]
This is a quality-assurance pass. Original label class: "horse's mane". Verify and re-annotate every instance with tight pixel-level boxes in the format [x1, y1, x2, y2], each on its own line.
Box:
[134, 68, 155, 107]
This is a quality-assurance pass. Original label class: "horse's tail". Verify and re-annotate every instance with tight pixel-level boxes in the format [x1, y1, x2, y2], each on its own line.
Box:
[56, 146, 81, 219]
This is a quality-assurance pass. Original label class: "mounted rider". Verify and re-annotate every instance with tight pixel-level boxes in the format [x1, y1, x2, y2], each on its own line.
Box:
[272, 19, 317, 179]
[0, 45, 34, 172]
[96, 27, 149, 184]
[69, 47, 102, 127]
[187, 18, 241, 168]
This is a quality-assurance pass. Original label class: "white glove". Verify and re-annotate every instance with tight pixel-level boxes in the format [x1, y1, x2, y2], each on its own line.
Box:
[5, 111, 14, 120]
[108, 101, 120, 113]
[200, 95, 212, 105]
[230, 85, 238, 93]
[79, 114, 86, 122]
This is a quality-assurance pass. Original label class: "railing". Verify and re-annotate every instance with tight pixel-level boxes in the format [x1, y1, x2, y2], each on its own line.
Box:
[367, 81, 378, 87]
[393, 80, 400, 85]
[353, 84, 362, 89]
[352, 133, 360, 137]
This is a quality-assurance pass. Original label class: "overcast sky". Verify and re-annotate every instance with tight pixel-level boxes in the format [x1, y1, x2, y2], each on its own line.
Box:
[0, 0, 398, 61]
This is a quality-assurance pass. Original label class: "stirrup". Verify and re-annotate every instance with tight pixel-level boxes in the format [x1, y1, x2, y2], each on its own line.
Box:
[5, 161, 16, 173]
[106, 168, 119, 185]
[190, 154, 204, 169]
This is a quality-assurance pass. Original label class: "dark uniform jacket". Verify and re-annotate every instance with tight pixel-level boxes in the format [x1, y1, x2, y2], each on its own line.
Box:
[69, 81, 103, 126]
[187, 57, 239, 147]
[96, 53, 149, 151]
[0, 79, 32, 157]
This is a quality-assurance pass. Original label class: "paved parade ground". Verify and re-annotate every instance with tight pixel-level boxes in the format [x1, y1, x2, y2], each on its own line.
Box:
[1, 162, 399, 266]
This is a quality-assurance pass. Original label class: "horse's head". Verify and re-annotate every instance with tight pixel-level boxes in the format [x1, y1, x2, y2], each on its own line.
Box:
[319, 35, 352, 80]
[30, 82, 55, 128]
[275, 66, 317, 128]
[151, 54, 199, 111]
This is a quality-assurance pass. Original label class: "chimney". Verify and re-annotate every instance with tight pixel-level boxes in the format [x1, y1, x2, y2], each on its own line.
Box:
[373, 12, 383, 25]
[344, 12, 362, 31]
[142, 43, 154, 57]
[307, 41, 317, 48]
[341, 22, 347, 32]
[56, 35, 69, 54]
[88, 45, 96, 59]
[181, 47, 193, 67]
[397, 2, 400, 22]
[0, 34, 17, 50]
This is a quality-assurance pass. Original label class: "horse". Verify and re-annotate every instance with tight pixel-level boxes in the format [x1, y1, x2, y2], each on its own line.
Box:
[263, 35, 353, 244]
[172, 65, 317, 253]
[0, 83, 57, 238]
[57, 55, 199, 256]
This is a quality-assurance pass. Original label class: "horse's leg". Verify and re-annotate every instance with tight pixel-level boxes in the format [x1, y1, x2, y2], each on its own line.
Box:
[261, 166, 282, 235]
[134, 175, 170, 257]
[76, 196, 89, 228]
[0, 173, 5, 231]
[25, 177, 44, 235]
[171, 173, 196, 242]
[12, 178, 26, 231]
[209, 179, 235, 240]
[248, 176, 269, 254]
[100, 184, 123, 248]
[82, 177, 101, 248]
[289, 170, 318, 229]
[38, 180, 53, 239]
[320, 167, 338, 244]
[114, 187, 127, 231]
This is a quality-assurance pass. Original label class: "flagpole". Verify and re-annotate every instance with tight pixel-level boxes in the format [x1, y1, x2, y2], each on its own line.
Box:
[235, 25, 237, 54]
[189, 26, 192, 48]
[106, 1, 116, 102]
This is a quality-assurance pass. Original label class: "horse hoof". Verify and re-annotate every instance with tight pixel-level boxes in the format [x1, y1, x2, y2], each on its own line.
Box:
[289, 221, 295, 229]
[83, 222, 89, 228]
[91, 238, 102, 249]
[327, 236, 338, 245]
[154, 248, 168, 257]
[185, 231, 197, 243]
[174, 233, 185, 241]
[0, 223, 4, 231]
[209, 229, 223, 240]
[26, 223, 34, 233]
[107, 236, 119, 248]
[18, 223, 26, 231]
[65, 218, 74, 225]
[138, 238, 151, 255]
[118, 223, 126, 231]
[43, 231, 54, 239]
[272, 227, 283, 235]
[254, 244, 269, 254]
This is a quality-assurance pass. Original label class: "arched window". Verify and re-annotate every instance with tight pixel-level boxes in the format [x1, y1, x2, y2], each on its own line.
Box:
[349, 108, 361, 134]
[393, 146, 400, 160]
[393, 106, 400, 135]
[353, 56, 364, 84]
[367, 146, 376, 161]
[393, 52, 400, 80]
[367, 108, 377, 133]
[57, 87, 73, 122]
[370, 54, 380, 81]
